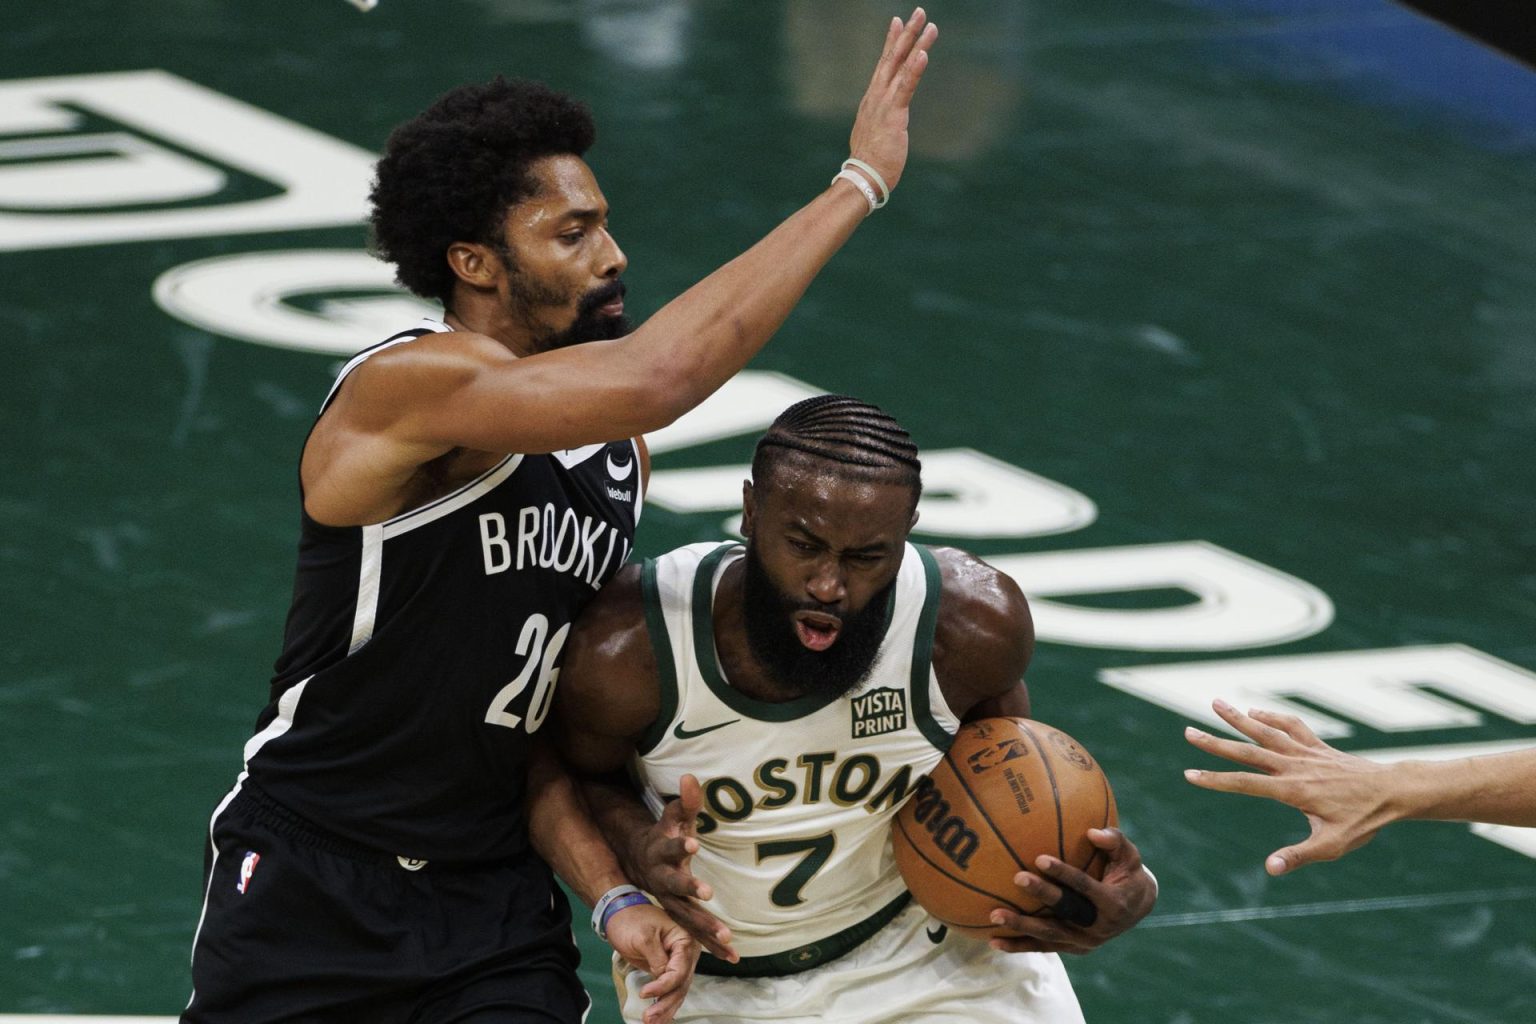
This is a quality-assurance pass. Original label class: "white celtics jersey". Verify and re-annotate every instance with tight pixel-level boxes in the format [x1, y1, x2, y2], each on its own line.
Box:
[631, 541, 962, 974]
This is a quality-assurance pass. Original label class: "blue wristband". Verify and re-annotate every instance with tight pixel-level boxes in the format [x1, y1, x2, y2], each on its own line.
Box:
[599, 892, 656, 940]
[591, 884, 656, 941]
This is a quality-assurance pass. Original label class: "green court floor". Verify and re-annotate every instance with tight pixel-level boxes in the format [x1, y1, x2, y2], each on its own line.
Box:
[4, 1, 1535, 1021]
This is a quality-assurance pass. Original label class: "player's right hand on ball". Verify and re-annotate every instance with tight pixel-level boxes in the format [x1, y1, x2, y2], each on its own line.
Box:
[989, 828, 1158, 956]
[637, 773, 738, 963]
[847, 8, 939, 196]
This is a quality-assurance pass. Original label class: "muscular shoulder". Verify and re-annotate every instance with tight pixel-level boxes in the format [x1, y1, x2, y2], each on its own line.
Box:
[341, 329, 513, 417]
[554, 563, 661, 744]
[303, 331, 518, 522]
[928, 545, 1034, 718]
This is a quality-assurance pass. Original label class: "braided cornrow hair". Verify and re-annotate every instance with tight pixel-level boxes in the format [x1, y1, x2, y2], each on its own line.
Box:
[752, 395, 923, 507]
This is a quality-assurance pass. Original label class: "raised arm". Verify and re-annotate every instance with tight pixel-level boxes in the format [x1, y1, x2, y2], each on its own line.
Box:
[318, 11, 938, 473]
[1185, 699, 1536, 875]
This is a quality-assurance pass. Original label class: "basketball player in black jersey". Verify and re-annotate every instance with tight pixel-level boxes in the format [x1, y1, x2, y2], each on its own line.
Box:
[181, 11, 939, 1024]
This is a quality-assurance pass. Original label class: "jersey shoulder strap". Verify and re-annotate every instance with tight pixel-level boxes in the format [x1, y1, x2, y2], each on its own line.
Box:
[636, 541, 738, 754]
[318, 317, 450, 416]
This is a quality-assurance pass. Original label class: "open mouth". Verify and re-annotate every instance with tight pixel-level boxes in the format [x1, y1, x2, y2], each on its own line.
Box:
[598, 298, 624, 317]
[793, 611, 842, 652]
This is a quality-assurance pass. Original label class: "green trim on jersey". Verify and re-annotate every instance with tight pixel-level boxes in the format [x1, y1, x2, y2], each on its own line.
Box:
[688, 543, 844, 722]
[636, 557, 680, 756]
[696, 891, 912, 978]
[909, 545, 954, 752]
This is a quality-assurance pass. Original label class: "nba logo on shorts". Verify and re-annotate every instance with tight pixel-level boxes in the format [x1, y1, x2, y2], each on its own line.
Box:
[237, 851, 261, 894]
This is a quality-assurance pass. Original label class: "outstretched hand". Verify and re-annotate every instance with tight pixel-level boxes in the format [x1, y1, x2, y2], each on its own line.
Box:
[631, 774, 738, 963]
[847, 8, 940, 195]
[603, 905, 699, 1024]
[1184, 699, 1395, 875]
[988, 828, 1157, 956]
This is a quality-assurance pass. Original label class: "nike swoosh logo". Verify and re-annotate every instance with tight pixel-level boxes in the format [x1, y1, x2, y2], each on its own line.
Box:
[926, 924, 948, 944]
[606, 452, 634, 481]
[672, 719, 740, 740]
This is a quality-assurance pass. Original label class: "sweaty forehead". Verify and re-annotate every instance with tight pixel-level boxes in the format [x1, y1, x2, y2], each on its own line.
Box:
[757, 463, 915, 533]
[520, 154, 605, 211]
[760, 449, 915, 497]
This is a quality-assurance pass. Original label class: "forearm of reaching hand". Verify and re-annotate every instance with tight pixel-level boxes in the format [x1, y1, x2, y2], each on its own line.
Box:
[1389, 748, 1536, 827]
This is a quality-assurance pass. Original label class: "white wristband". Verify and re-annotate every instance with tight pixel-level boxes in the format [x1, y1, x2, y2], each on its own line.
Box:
[832, 167, 880, 213]
[841, 157, 891, 206]
[591, 884, 655, 940]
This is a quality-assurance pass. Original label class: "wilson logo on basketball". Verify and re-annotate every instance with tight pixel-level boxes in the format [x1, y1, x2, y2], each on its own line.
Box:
[907, 776, 980, 869]
[893, 718, 1118, 940]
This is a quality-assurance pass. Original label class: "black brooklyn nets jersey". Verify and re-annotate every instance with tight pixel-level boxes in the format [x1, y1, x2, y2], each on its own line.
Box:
[244, 320, 642, 863]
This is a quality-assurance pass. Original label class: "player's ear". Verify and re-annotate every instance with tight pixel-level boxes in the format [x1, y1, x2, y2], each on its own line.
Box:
[446, 240, 501, 288]
[740, 480, 755, 539]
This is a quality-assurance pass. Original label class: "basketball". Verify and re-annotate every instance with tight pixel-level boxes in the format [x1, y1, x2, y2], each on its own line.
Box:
[892, 717, 1118, 939]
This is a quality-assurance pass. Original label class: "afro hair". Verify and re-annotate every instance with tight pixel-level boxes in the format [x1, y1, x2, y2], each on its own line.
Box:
[369, 77, 596, 304]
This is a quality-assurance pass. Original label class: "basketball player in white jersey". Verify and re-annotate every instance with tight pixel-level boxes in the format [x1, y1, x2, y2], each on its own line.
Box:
[552, 396, 1158, 1023]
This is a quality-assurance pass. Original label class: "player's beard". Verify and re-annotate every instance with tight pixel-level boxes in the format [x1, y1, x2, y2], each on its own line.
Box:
[542, 278, 630, 350]
[739, 542, 894, 700]
[500, 246, 631, 351]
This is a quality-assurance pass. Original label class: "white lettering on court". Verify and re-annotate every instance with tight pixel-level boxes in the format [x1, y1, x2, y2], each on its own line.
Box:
[154, 250, 436, 356]
[0, 70, 376, 250]
[992, 541, 1334, 651]
[1100, 645, 1536, 739]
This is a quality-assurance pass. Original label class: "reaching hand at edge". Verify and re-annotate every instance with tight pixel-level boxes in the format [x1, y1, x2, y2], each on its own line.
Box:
[1183, 699, 1403, 875]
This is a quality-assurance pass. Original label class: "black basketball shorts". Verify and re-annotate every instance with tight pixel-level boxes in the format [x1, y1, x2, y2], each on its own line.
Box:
[182, 784, 588, 1024]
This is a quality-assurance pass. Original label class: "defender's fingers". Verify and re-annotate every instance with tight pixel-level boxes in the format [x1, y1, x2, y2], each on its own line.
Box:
[1183, 767, 1288, 799]
[874, 15, 902, 72]
[891, 23, 937, 103]
[879, 8, 928, 86]
[636, 964, 682, 1001]
[1266, 839, 1327, 876]
[1248, 706, 1326, 747]
[641, 970, 692, 1024]
[636, 932, 694, 999]
[1211, 699, 1307, 753]
[643, 992, 683, 1024]
[1185, 726, 1286, 772]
